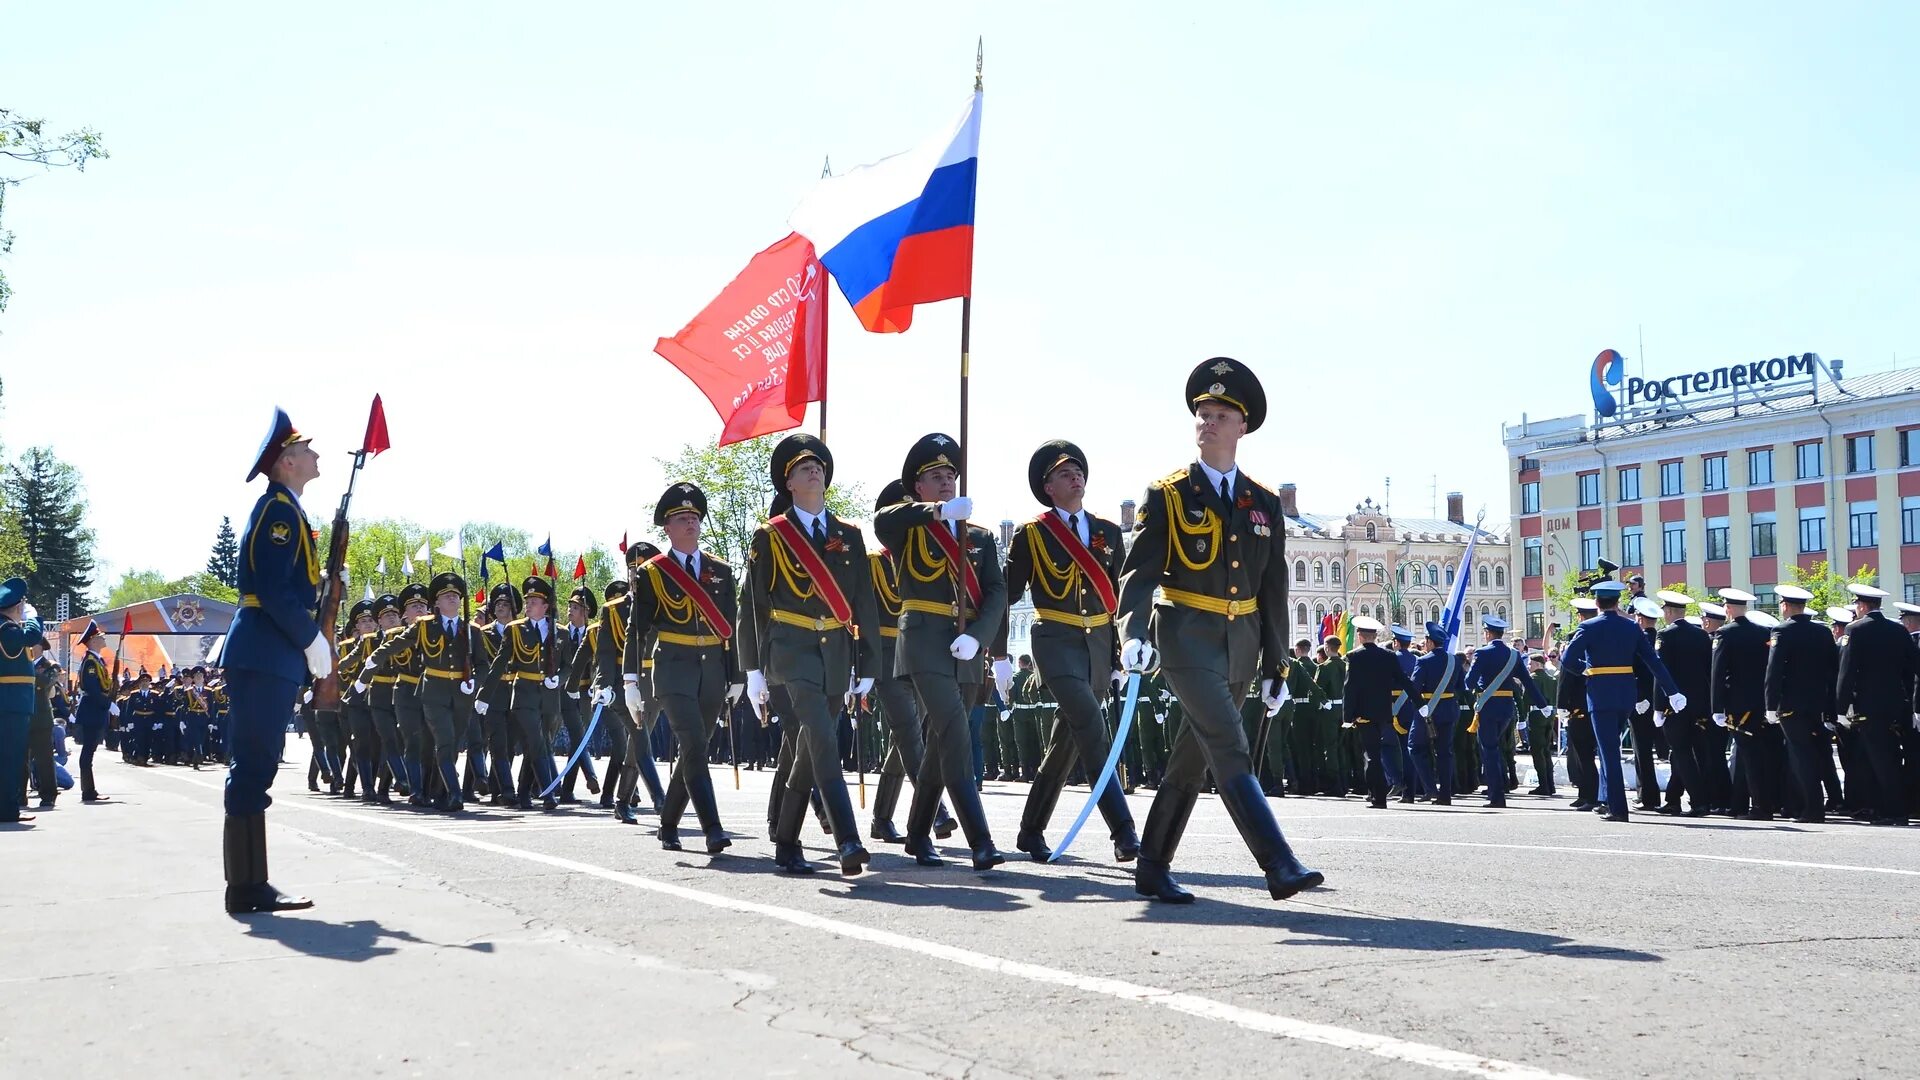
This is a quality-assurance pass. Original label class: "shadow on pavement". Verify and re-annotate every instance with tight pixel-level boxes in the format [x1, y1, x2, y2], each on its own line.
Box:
[237, 916, 499, 962]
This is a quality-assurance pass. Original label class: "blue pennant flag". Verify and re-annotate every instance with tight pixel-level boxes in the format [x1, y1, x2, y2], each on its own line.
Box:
[481, 540, 506, 565]
[536, 535, 553, 558]
[1437, 512, 1485, 651]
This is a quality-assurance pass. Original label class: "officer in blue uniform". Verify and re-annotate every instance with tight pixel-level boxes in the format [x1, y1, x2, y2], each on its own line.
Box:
[220, 407, 328, 914]
[1386, 625, 1418, 799]
[1465, 616, 1547, 808]
[1, 577, 46, 825]
[1341, 616, 1413, 808]
[1559, 581, 1684, 821]
[74, 621, 116, 801]
[1409, 622, 1465, 805]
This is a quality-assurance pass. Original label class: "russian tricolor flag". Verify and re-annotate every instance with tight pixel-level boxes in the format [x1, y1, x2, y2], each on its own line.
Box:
[790, 93, 980, 334]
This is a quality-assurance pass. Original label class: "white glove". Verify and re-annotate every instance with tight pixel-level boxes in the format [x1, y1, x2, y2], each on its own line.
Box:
[623, 684, 644, 713]
[109, 702, 121, 718]
[178, 721, 186, 733]
[1652, 711, 1666, 728]
[473, 700, 489, 716]
[992, 658, 1013, 701]
[541, 675, 560, 690]
[303, 632, 333, 679]
[1837, 711, 1856, 729]
[747, 669, 769, 705]
[1418, 705, 1431, 719]
[1634, 700, 1649, 715]
[351, 680, 369, 696]
[302, 690, 314, 704]
[1711, 712, 1729, 728]
[851, 676, 874, 698]
[566, 691, 581, 700]
[1667, 692, 1688, 713]
[1824, 721, 1839, 734]
[593, 686, 613, 707]
[939, 496, 974, 522]
[1911, 713, 1919, 733]
[949, 634, 980, 661]
[1112, 668, 1126, 687]
[1554, 708, 1568, 720]
[458, 679, 475, 696]
[1765, 710, 1781, 725]
[1121, 638, 1155, 672]
[727, 681, 745, 705]
[1260, 678, 1283, 717]
[21, 602, 37, 621]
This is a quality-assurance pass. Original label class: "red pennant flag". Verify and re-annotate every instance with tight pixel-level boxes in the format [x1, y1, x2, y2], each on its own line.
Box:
[618, 531, 628, 554]
[654, 232, 828, 447]
[120, 610, 134, 636]
[474, 588, 486, 607]
[361, 394, 391, 457]
[544, 557, 557, 579]
[572, 555, 587, 580]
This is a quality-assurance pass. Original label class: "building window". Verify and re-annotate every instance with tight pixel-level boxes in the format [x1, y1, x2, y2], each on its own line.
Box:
[1294, 559, 1306, 583]
[1902, 429, 1920, 468]
[1847, 434, 1875, 474]
[1522, 538, 1542, 578]
[1705, 516, 1731, 561]
[1659, 461, 1683, 497]
[1904, 496, 1920, 545]
[1466, 606, 1475, 626]
[1849, 501, 1878, 549]
[1313, 560, 1324, 584]
[1478, 565, 1489, 589]
[1296, 602, 1308, 627]
[1577, 472, 1600, 507]
[1796, 441, 1824, 480]
[1330, 561, 1343, 585]
[1662, 522, 1686, 565]
[1428, 564, 1439, 587]
[1525, 601, 1544, 642]
[1498, 604, 1508, 620]
[1749, 448, 1774, 485]
[1520, 482, 1540, 514]
[1751, 512, 1777, 557]
[1799, 507, 1827, 554]
[1580, 530, 1602, 571]
[1906, 572, 1920, 606]
[1366, 522, 1377, 542]
[1314, 603, 1326, 626]
[1494, 566, 1505, 589]
[1618, 467, 1641, 502]
[1445, 565, 1456, 587]
[1753, 585, 1776, 610]
[1396, 564, 1406, 585]
[1703, 455, 1728, 492]
[1620, 525, 1644, 568]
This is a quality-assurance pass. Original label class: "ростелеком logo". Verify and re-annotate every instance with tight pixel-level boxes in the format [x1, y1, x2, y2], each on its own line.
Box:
[1590, 349, 1625, 416]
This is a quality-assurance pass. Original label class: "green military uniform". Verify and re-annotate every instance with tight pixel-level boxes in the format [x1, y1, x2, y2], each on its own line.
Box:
[864, 489, 950, 841]
[1286, 650, 1323, 792]
[364, 594, 408, 797]
[623, 482, 740, 854]
[739, 434, 883, 876]
[872, 432, 1010, 868]
[1132, 670, 1169, 786]
[1009, 665, 1046, 780]
[27, 654, 59, 808]
[338, 601, 384, 802]
[1527, 663, 1559, 794]
[480, 575, 564, 810]
[1314, 648, 1348, 794]
[554, 585, 600, 802]
[1118, 357, 1321, 904]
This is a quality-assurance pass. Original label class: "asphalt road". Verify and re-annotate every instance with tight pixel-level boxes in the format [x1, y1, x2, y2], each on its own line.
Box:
[6, 756, 1918, 1079]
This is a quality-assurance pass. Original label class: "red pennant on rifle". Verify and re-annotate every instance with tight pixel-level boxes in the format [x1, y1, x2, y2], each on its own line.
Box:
[361, 394, 391, 457]
[120, 611, 134, 636]
[572, 555, 587, 580]
[618, 532, 628, 554]
[544, 557, 557, 579]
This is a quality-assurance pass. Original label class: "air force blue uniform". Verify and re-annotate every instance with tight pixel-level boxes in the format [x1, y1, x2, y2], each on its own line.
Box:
[1560, 608, 1680, 818]
[1409, 646, 1466, 803]
[1465, 636, 1547, 806]
[1, 599, 46, 824]
[223, 480, 321, 816]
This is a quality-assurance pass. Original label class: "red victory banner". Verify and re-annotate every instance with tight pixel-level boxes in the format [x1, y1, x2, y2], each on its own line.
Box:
[655, 232, 828, 447]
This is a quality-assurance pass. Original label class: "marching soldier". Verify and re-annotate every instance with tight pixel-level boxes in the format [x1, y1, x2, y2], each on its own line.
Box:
[1834, 583, 1919, 826]
[1315, 634, 1350, 796]
[478, 575, 564, 811]
[1711, 589, 1779, 820]
[1004, 439, 1139, 863]
[865, 480, 955, 843]
[1009, 656, 1046, 782]
[475, 583, 521, 804]
[339, 599, 384, 802]
[1464, 616, 1545, 808]
[1343, 616, 1413, 808]
[73, 621, 116, 802]
[1559, 596, 1599, 811]
[1626, 598, 1666, 811]
[0, 578, 44, 825]
[623, 483, 741, 854]
[357, 580, 440, 807]
[366, 593, 409, 797]
[1409, 622, 1465, 806]
[873, 432, 1012, 869]
[598, 543, 670, 819]
[1652, 590, 1714, 816]
[1116, 358, 1320, 903]
[739, 434, 881, 875]
[1525, 652, 1558, 796]
[1560, 581, 1685, 821]
[555, 583, 601, 803]
[220, 408, 325, 912]
[1764, 584, 1839, 822]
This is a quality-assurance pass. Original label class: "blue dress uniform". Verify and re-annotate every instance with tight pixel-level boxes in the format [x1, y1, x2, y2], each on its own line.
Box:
[74, 627, 115, 800]
[1409, 623, 1466, 804]
[1464, 618, 1547, 807]
[219, 408, 321, 914]
[1559, 583, 1682, 820]
[1, 577, 46, 825]
[1387, 628, 1418, 795]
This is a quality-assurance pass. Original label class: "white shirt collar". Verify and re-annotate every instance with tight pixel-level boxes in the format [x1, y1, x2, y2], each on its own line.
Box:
[1196, 460, 1238, 497]
[791, 505, 827, 536]
[671, 548, 700, 577]
[1053, 506, 1089, 543]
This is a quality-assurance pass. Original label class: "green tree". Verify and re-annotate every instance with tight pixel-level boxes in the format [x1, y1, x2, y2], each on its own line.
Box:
[1, 108, 109, 316]
[1786, 560, 1877, 614]
[0, 376, 28, 579]
[310, 517, 617, 615]
[104, 569, 236, 609]
[4, 446, 95, 611]
[653, 435, 867, 569]
[206, 516, 240, 588]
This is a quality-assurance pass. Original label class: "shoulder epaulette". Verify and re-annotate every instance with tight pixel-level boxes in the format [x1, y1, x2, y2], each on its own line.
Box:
[1152, 468, 1188, 490]
[1247, 477, 1278, 498]
[507, 617, 528, 627]
[603, 595, 629, 609]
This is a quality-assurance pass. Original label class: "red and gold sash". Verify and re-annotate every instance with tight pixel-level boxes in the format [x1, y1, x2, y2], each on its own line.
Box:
[1034, 512, 1118, 615]
[643, 553, 733, 640]
[767, 515, 855, 628]
[925, 522, 982, 610]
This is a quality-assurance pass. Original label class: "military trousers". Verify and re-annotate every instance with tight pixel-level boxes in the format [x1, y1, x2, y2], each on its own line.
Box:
[872, 675, 926, 819]
[773, 679, 860, 847]
[223, 670, 295, 816]
[1854, 713, 1910, 821]
[344, 703, 381, 794]
[371, 701, 405, 787]
[903, 670, 996, 851]
[1477, 705, 1516, 803]
[659, 683, 726, 836]
[1147, 667, 1293, 869]
[0, 710, 27, 821]
[1589, 709, 1630, 817]
[1409, 714, 1456, 802]
[392, 690, 428, 797]
[1779, 714, 1828, 819]
[1525, 712, 1557, 793]
[1627, 709, 1662, 807]
[309, 708, 346, 782]
[1019, 674, 1134, 840]
[27, 707, 56, 804]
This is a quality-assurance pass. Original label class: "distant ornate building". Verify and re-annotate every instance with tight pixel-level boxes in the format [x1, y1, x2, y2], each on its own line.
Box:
[1280, 486, 1510, 642]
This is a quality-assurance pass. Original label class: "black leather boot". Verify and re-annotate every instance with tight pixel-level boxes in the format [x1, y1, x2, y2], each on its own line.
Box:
[223, 814, 313, 915]
[948, 778, 1005, 870]
[1219, 774, 1324, 900]
[869, 771, 905, 843]
[1133, 784, 1199, 903]
[1099, 778, 1140, 862]
[772, 788, 815, 874]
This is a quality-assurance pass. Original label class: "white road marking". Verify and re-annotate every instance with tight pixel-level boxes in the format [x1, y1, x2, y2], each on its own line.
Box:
[148, 770, 1584, 1080]
[1319, 837, 1920, 877]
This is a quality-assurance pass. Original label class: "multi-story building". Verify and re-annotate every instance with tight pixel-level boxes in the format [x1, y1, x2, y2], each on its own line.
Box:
[1504, 350, 1920, 646]
[1280, 487, 1509, 642]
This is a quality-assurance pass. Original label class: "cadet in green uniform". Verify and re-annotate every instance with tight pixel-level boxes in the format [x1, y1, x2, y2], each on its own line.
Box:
[1009, 656, 1045, 781]
[1277, 640, 1316, 794]
[1133, 668, 1168, 787]
[364, 593, 408, 797]
[1314, 638, 1348, 795]
[475, 584, 520, 803]
[338, 600, 385, 802]
[740, 434, 881, 876]
[365, 573, 481, 812]
[623, 483, 741, 854]
[1286, 640, 1322, 793]
[555, 584, 600, 802]
[477, 575, 565, 810]
[1119, 358, 1321, 903]
[866, 481, 955, 843]
[1526, 652, 1558, 795]
[1004, 440, 1138, 863]
[873, 433, 1010, 869]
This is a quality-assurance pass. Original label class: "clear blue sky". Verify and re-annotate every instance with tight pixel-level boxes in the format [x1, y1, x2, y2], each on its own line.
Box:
[3, 1, 1915, 591]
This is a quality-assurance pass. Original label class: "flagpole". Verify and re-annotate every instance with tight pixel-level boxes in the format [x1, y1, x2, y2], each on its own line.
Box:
[952, 39, 982, 636]
[819, 154, 833, 444]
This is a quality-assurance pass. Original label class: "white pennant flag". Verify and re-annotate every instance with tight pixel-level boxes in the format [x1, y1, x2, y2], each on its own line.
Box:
[437, 530, 463, 560]
[375, 555, 388, 576]
[413, 538, 432, 564]
[402, 552, 414, 577]
[362, 584, 374, 602]
[341, 566, 350, 586]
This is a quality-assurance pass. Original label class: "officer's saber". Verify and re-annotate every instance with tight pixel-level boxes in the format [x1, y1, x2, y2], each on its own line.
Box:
[539, 698, 605, 799]
[1048, 672, 1140, 863]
